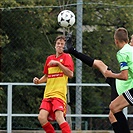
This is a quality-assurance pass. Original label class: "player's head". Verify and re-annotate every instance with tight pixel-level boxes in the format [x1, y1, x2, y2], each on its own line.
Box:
[114, 27, 129, 47]
[130, 34, 133, 46]
[54, 35, 66, 54]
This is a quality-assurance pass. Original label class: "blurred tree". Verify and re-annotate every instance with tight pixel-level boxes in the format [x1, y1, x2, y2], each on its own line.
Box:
[0, 0, 133, 130]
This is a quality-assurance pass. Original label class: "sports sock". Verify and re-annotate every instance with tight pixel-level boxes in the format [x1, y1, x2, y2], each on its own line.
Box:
[64, 33, 94, 67]
[59, 122, 71, 133]
[112, 122, 123, 133]
[114, 111, 130, 133]
[71, 49, 94, 67]
[42, 122, 55, 133]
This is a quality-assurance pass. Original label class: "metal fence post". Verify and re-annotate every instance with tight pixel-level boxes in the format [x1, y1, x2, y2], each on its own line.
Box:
[7, 84, 12, 133]
[75, 0, 83, 130]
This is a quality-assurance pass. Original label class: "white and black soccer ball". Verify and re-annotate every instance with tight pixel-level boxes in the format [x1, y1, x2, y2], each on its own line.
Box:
[57, 10, 75, 28]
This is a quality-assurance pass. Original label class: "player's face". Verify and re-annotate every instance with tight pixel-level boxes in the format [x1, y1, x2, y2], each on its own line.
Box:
[130, 36, 133, 46]
[55, 39, 65, 54]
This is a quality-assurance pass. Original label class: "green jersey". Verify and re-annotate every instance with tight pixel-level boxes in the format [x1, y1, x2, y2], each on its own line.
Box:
[116, 44, 133, 95]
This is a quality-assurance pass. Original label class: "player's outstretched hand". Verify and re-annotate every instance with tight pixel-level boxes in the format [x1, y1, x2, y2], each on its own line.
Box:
[64, 33, 74, 54]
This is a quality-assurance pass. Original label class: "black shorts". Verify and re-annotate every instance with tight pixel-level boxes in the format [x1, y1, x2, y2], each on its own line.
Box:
[123, 88, 133, 105]
[105, 77, 118, 101]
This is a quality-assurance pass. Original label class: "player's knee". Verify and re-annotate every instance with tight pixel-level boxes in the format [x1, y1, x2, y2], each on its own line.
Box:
[93, 60, 101, 68]
[109, 102, 116, 113]
[38, 114, 47, 124]
[55, 111, 65, 124]
[38, 114, 42, 122]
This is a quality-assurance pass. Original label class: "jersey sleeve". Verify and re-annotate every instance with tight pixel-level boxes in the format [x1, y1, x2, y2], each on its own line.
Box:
[117, 52, 128, 71]
[64, 54, 74, 72]
[43, 57, 49, 74]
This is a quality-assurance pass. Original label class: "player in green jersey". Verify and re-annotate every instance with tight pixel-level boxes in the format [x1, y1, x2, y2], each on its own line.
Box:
[104, 28, 133, 133]
[63, 29, 133, 133]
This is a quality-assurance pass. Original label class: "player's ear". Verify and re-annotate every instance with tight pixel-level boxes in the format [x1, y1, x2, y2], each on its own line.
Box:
[114, 39, 117, 44]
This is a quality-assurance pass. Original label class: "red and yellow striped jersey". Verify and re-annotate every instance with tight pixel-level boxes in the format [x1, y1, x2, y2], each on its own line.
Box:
[43, 53, 74, 102]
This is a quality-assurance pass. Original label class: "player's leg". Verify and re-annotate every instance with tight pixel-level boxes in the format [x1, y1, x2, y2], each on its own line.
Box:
[106, 77, 123, 133]
[109, 111, 124, 133]
[110, 95, 129, 114]
[38, 109, 49, 125]
[93, 60, 108, 77]
[55, 110, 71, 133]
[53, 98, 71, 133]
[38, 109, 55, 133]
[110, 97, 130, 133]
[64, 43, 110, 75]
[38, 99, 55, 133]
[110, 88, 133, 114]
[64, 33, 109, 74]
[109, 111, 117, 123]
[109, 89, 133, 133]
[64, 33, 95, 67]
[108, 87, 117, 126]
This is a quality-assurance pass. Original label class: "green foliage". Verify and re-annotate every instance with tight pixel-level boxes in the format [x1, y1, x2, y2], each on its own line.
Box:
[0, 87, 7, 127]
[0, 0, 133, 130]
[0, 87, 6, 110]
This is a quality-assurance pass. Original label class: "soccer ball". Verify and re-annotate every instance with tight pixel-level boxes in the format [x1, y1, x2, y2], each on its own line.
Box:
[57, 10, 75, 28]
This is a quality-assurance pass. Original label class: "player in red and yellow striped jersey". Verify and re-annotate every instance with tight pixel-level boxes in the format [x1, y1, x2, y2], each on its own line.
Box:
[33, 35, 74, 133]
